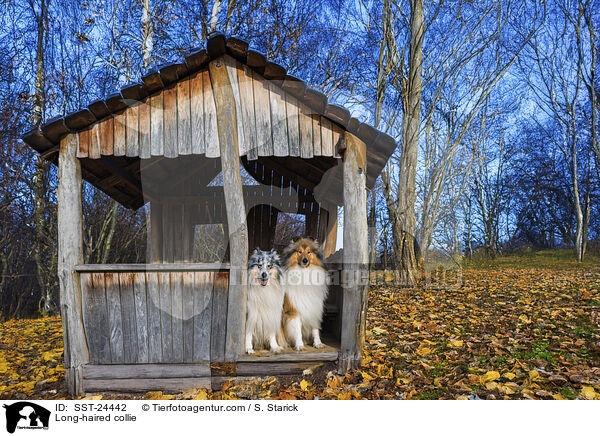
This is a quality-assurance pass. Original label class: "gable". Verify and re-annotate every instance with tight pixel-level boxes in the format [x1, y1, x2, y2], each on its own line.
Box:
[75, 55, 345, 162]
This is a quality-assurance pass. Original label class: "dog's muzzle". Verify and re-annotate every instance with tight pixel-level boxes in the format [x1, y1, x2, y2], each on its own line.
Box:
[260, 272, 268, 286]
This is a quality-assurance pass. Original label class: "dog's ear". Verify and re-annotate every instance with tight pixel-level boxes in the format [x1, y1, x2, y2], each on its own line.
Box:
[291, 236, 300, 243]
[312, 240, 324, 260]
[251, 247, 260, 256]
[269, 248, 278, 256]
[306, 235, 315, 241]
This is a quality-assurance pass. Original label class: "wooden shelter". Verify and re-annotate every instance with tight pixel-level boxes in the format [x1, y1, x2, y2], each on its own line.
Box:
[22, 33, 396, 395]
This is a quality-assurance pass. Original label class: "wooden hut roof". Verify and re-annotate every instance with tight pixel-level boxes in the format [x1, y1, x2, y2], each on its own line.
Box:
[21, 33, 396, 209]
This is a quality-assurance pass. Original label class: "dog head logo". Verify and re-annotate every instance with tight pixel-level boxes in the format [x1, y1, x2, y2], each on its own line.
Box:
[3, 402, 50, 433]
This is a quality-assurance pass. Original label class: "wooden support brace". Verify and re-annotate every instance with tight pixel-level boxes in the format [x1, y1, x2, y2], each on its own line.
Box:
[209, 57, 249, 362]
[58, 133, 89, 395]
[339, 132, 368, 372]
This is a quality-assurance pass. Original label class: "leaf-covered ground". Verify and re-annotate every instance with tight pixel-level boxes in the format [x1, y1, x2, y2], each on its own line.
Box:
[1, 252, 599, 400]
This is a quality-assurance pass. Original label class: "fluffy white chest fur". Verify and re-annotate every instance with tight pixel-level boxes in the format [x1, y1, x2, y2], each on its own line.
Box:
[246, 280, 284, 348]
[284, 265, 328, 338]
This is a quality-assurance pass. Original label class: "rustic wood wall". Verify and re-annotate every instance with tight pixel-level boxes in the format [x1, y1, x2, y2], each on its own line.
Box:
[79, 268, 229, 365]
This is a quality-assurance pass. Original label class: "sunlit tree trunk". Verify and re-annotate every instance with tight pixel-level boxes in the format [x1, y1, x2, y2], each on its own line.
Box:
[141, 0, 153, 69]
[394, 0, 424, 286]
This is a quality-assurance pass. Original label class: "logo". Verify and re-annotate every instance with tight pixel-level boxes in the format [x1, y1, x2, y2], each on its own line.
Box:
[2, 402, 50, 434]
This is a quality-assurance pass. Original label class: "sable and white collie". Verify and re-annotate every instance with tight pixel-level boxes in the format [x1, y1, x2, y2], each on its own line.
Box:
[246, 248, 286, 354]
[282, 238, 329, 350]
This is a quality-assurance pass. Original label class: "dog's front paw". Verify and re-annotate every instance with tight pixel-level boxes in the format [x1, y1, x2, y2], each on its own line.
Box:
[271, 345, 284, 353]
[246, 347, 255, 354]
[294, 344, 305, 351]
[313, 342, 325, 349]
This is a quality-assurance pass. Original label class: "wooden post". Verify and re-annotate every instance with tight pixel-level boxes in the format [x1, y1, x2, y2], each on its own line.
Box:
[209, 56, 248, 362]
[58, 133, 89, 395]
[339, 132, 368, 372]
[149, 201, 163, 263]
[323, 204, 338, 258]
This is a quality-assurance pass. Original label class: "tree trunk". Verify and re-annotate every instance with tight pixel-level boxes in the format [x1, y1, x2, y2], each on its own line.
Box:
[32, 0, 53, 316]
[141, 0, 153, 69]
[394, 0, 424, 286]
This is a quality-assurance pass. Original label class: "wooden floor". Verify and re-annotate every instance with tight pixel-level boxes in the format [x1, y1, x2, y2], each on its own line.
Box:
[238, 343, 339, 362]
[82, 343, 339, 393]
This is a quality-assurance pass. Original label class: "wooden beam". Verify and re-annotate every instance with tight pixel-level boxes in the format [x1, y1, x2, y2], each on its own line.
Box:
[209, 57, 249, 362]
[40, 145, 59, 160]
[58, 133, 89, 396]
[74, 263, 229, 272]
[339, 132, 368, 372]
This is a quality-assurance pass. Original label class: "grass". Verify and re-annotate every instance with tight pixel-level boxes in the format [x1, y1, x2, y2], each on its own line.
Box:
[465, 248, 600, 270]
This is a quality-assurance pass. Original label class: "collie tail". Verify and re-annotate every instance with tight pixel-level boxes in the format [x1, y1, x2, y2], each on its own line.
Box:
[277, 326, 288, 349]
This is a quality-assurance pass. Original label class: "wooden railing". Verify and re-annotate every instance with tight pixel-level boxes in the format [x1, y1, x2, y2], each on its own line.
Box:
[76, 263, 230, 365]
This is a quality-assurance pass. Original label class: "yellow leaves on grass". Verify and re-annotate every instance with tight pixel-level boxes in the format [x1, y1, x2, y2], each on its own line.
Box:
[146, 391, 175, 400]
[0, 316, 65, 399]
[528, 370, 540, 382]
[581, 386, 597, 400]
[372, 327, 388, 335]
[299, 379, 311, 391]
[447, 340, 464, 348]
[416, 346, 433, 357]
[482, 371, 501, 383]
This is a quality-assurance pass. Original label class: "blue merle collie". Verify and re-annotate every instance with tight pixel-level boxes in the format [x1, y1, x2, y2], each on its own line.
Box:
[246, 248, 287, 354]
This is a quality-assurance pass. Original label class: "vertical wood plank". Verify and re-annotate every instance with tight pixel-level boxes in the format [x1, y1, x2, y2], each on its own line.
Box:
[139, 100, 151, 159]
[57, 133, 88, 395]
[253, 74, 273, 156]
[162, 202, 174, 263]
[210, 271, 229, 362]
[77, 128, 89, 158]
[269, 82, 289, 156]
[133, 272, 149, 363]
[224, 56, 246, 157]
[126, 104, 139, 157]
[317, 205, 329, 244]
[182, 190, 193, 263]
[299, 103, 314, 158]
[146, 272, 163, 363]
[238, 64, 258, 160]
[118, 272, 137, 363]
[159, 272, 173, 362]
[203, 70, 220, 158]
[150, 93, 164, 156]
[324, 205, 338, 258]
[105, 272, 124, 363]
[171, 272, 184, 362]
[91, 272, 111, 364]
[149, 202, 163, 263]
[163, 86, 178, 158]
[312, 114, 322, 156]
[89, 123, 101, 159]
[80, 274, 98, 363]
[321, 116, 333, 156]
[285, 93, 300, 157]
[332, 122, 344, 158]
[193, 271, 213, 362]
[177, 78, 192, 155]
[172, 203, 183, 262]
[182, 271, 195, 362]
[113, 112, 126, 156]
[100, 116, 114, 155]
[190, 72, 205, 155]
